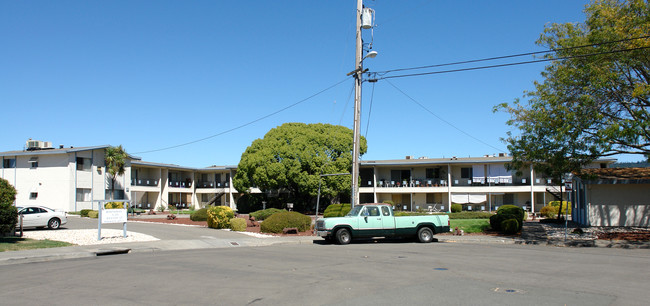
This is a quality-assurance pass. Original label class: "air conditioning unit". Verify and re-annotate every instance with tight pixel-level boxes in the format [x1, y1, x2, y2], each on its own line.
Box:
[26, 140, 53, 150]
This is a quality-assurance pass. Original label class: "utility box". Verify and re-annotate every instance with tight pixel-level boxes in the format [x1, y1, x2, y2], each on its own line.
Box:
[361, 8, 374, 29]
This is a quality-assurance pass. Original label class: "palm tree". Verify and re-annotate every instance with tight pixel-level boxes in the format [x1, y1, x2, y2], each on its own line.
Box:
[105, 145, 127, 200]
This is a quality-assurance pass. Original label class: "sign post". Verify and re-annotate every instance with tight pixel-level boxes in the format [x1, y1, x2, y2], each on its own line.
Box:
[96, 200, 130, 241]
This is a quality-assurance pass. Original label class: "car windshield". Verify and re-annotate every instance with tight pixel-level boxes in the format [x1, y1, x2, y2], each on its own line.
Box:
[346, 206, 364, 217]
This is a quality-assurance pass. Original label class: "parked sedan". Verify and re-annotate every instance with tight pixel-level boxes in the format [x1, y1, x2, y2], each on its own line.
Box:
[16, 206, 68, 229]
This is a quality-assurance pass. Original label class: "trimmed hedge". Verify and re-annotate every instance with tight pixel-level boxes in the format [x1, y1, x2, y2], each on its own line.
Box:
[540, 205, 558, 218]
[451, 204, 462, 213]
[496, 205, 525, 222]
[449, 212, 492, 219]
[501, 219, 520, 234]
[88, 210, 99, 218]
[190, 208, 209, 221]
[549, 201, 571, 214]
[229, 218, 247, 231]
[207, 206, 235, 229]
[260, 211, 311, 234]
[80, 209, 93, 217]
[250, 208, 286, 221]
[323, 204, 351, 218]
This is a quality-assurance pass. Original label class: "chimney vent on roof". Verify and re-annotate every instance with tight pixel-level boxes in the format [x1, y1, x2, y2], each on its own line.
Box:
[498, 153, 507, 157]
[405, 156, 413, 160]
[59, 145, 64, 149]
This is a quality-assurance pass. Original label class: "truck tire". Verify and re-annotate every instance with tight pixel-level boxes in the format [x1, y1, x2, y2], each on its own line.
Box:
[417, 227, 434, 243]
[335, 228, 352, 245]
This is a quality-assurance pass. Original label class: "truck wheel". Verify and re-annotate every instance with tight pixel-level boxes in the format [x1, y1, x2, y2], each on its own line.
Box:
[417, 227, 434, 243]
[335, 228, 352, 245]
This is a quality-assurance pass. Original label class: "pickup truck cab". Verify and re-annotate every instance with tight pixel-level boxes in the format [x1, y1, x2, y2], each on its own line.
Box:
[315, 204, 450, 244]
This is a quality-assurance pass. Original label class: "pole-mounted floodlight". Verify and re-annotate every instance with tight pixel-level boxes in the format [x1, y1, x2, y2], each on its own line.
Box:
[364, 50, 378, 59]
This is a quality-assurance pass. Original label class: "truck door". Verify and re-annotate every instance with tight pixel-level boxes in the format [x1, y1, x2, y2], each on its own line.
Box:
[380, 206, 396, 234]
[358, 206, 383, 237]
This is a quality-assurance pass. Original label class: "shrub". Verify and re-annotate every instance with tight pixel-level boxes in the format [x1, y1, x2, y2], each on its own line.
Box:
[490, 213, 518, 231]
[496, 205, 525, 222]
[207, 206, 235, 229]
[549, 201, 571, 215]
[0, 178, 18, 235]
[190, 208, 209, 221]
[323, 204, 351, 218]
[451, 204, 462, 213]
[540, 205, 559, 218]
[260, 211, 311, 234]
[501, 218, 520, 234]
[229, 218, 247, 231]
[449, 212, 492, 219]
[250, 208, 286, 221]
[104, 202, 124, 209]
[80, 209, 93, 217]
[88, 210, 99, 218]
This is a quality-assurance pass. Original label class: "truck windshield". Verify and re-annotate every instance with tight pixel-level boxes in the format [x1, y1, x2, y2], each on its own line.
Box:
[346, 206, 364, 217]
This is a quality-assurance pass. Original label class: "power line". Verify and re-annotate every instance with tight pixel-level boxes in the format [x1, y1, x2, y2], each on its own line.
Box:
[385, 79, 507, 153]
[375, 35, 650, 75]
[133, 77, 351, 155]
[376, 45, 650, 80]
[364, 81, 376, 139]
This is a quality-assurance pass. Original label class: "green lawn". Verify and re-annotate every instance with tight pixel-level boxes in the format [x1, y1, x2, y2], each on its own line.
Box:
[0, 237, 73, 252]
[450, 219, 490, 233]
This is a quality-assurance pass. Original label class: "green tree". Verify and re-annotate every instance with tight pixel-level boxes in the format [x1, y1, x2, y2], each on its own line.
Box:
[496, 0, 650, 217]
[0, 178, 18, 235]
[105, 145, 128, 200]
[233, 123, 367, 212]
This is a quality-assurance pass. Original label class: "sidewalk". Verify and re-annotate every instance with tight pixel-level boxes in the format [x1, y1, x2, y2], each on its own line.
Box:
[0, 233, 316, 266]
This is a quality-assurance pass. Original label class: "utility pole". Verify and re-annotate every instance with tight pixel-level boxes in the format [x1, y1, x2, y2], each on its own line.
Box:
[351, 0, 363, 208]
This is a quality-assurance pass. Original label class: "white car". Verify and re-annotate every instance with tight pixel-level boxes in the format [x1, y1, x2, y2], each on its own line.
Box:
[16, 206, 68, 230]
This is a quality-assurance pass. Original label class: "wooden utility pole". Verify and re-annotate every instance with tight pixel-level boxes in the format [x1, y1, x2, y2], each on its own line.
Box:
[351, 0, 363, 208]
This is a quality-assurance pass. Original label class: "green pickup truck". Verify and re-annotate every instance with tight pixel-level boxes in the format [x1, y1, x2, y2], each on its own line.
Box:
[315, 204, 450, 244]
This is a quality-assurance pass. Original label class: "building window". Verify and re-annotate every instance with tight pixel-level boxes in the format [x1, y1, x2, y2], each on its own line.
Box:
[29, 157, 38, 168]
[503, 194, 514, 204]
[30, 192, 38, 199]
[3, 158, 16, 168]
[426, 168, 441, 179]
[461, 167, 473, 179]
[76, 188, 91, 201]
[76, 157, 91, 171]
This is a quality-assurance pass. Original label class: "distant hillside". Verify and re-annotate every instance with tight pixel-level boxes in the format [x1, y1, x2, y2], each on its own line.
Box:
[612, 161, 650, 168]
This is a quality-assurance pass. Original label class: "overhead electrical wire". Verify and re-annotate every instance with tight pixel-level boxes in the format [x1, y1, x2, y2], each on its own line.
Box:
[374, 35, 650, 75]
[133, 77, 350, 155]
[376, 45, 650, 80]
[364, 81, 376, 139]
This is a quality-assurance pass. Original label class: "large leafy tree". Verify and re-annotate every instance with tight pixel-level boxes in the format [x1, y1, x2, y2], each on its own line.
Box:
[233, 123, 367, 211]
[496, 0, 649, 217]
[498, 0, 649, 163]
[105, 145, 128, 200]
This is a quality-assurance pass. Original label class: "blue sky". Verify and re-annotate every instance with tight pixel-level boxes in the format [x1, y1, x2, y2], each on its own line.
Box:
[4, 0, 635, 167]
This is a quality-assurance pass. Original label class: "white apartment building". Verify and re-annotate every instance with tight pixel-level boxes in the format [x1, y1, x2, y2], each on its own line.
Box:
[0, 141, 239, 212]
[1, 141, 614, 214]
[359, 155, 615, 213]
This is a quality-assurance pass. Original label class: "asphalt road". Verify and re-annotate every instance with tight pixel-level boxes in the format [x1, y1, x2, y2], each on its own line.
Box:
[1, 239, 648, 305]
[63, 215, 248, 241]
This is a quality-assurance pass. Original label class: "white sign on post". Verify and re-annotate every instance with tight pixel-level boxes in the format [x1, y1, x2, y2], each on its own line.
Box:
[102, 209, 127, 224]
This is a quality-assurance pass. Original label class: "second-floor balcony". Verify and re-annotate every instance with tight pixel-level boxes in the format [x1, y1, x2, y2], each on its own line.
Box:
[169, 181, 192, 188]
[131, 178, 159, 187]
[196, 181, 230, 188]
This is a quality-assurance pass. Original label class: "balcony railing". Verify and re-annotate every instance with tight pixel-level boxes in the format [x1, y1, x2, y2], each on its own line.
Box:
[196, 181, 230, 188]
[131, 179, 159, 187]
[372, 178, 448, 188]
[169, 181, 193, 188]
